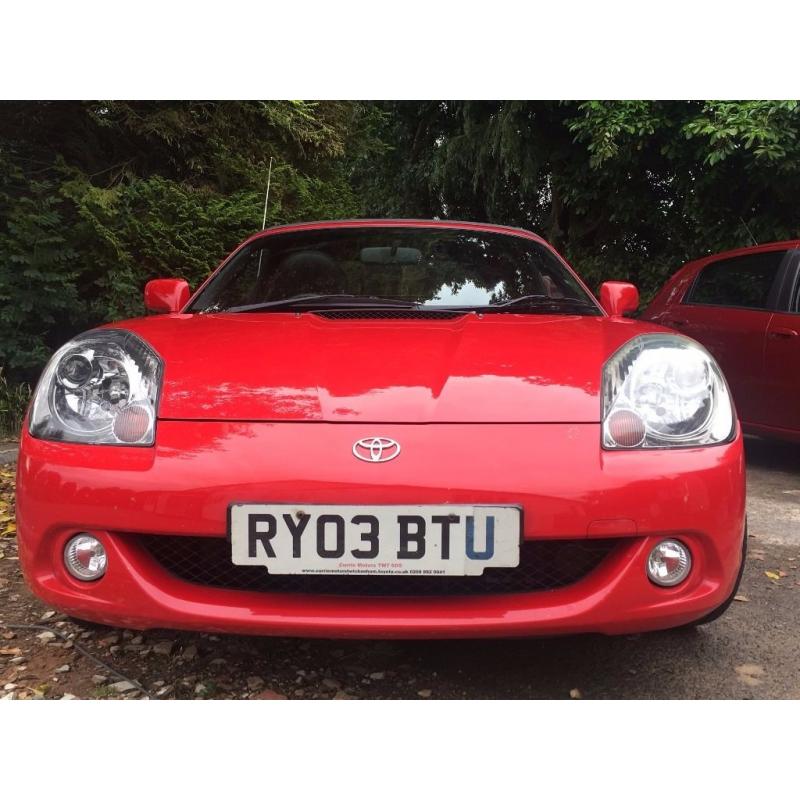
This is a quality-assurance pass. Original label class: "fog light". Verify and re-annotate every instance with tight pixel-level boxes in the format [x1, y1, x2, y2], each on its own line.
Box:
[647, 539, 691, 586]
[64, 534, 107, 581]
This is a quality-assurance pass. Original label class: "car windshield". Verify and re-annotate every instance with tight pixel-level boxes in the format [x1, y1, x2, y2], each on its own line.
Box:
[189, 226, 600, 314]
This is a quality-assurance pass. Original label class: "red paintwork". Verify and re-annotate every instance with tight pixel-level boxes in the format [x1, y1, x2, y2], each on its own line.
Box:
[144, 278, 190, 314]
[599, 281, 639, 317]
[763, 309, 800, 437]
[643, 240, 800, 443]
[16, 421, 745, 637]
[16, 220, 747, 637]
[114, 313, 662, 423]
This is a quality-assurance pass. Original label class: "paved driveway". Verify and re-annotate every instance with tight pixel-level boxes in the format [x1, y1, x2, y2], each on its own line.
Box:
[1, 436, 798, 699]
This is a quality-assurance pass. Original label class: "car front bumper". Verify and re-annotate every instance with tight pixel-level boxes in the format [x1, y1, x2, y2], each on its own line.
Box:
[16, 421, 746, 638]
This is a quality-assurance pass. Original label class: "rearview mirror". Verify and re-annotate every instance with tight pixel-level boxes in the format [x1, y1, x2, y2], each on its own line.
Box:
[360, 246, 422, 264]
[599, 281, 639, 317]
[144, 278, 190, 314]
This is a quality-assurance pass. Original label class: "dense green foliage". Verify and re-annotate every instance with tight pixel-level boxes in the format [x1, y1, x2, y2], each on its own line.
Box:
[359, 101, 800, 296]
[3, 99, 800, 400]
[0, 101, 384, 382]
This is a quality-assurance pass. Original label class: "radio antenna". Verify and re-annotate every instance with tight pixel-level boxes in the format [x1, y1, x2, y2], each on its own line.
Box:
[739, 216, 758, 247]
[256, 158, 274, 279]
[261, 157, 274, 230]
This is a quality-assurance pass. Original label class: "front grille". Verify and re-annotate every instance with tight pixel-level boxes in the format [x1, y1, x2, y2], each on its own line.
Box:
[138, 535, 623, 597]
[313, 309, 467, 320]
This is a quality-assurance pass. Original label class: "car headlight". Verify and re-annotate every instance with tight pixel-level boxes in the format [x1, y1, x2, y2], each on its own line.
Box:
[29, 329, 162, 446]
[602, 334, 735, 449]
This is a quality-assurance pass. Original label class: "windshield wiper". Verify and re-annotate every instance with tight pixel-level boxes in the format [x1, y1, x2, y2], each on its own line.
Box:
[218, 293, 600, 315]
[478, 295, 601, 314]
[223, 294, 422, 313]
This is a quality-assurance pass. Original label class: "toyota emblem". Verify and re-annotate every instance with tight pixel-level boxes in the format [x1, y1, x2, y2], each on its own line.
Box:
[352, 437, 401, 463]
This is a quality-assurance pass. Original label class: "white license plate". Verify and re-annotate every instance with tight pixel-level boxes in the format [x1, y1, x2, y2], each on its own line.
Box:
[229, 504, 521, 576]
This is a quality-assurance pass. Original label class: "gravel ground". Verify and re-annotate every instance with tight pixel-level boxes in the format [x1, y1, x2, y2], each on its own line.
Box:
[0, 442, 16, 464]
[1, 436, 798, 700]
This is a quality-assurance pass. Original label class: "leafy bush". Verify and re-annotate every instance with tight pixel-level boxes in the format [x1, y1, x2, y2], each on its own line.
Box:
[0, 368, 31, 439]
[0, 101, 384, 385]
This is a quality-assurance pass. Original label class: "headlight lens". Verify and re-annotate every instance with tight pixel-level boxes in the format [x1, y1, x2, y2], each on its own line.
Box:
[603, 334, 734, 449]
[29, 329, 162, 446]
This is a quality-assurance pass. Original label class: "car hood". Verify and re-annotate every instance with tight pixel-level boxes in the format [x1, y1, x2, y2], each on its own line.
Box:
[112, 312, 664, 423]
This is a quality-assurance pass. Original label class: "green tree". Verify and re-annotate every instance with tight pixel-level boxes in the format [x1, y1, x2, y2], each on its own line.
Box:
[359, 101, 800, 297]
[0, 100, 384, 382]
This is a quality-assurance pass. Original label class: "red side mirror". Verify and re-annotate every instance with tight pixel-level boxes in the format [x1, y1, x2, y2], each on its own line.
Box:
[144, 279, 190, 314]
[599, 281, 639, 317]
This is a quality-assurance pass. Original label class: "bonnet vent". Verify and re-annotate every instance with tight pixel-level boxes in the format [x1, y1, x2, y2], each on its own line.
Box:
[312, 309, 468, 321]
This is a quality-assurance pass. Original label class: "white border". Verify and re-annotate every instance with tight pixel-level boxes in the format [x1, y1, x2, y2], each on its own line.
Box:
[2, 1, 797, 98]
[2, 701, 795, 798]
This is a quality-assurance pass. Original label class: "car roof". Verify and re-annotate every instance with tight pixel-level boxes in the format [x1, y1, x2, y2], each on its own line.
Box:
[690, 239, 800, 266]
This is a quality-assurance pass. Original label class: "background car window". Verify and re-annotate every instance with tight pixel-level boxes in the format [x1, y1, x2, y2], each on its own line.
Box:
[686, 251, 786, 309]
[793, 270, 800, 313]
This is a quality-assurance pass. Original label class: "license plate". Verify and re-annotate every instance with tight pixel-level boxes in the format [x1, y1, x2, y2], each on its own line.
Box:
[229, 504, 521, 576]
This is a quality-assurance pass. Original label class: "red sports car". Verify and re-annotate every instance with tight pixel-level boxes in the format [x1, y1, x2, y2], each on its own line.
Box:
[17, 220, 746, 638]
[642, 240, 800, 444]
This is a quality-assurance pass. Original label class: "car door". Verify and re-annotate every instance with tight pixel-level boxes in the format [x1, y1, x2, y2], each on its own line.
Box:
[762, 249, 800, 434]
[665, 249, 789, 427]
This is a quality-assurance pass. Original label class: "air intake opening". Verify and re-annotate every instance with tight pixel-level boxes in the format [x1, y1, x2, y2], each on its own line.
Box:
[138, 535, 625, 597]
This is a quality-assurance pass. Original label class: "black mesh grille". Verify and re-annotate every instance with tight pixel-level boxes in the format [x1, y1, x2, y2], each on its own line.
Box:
[137, 535, 623, 597]
[313, 309, 467, 320]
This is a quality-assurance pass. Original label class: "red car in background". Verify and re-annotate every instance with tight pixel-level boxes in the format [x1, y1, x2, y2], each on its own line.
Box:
[16, 220, 746, 638]
[643, 241, 800, 443]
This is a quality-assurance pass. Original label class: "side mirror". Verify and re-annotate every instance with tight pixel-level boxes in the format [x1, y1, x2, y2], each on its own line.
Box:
[599, 281, 639, 317]
[144, 278, 190, 314]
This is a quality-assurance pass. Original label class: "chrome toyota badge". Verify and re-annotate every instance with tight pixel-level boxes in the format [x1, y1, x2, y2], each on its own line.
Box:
[352, 437, 401, 463]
